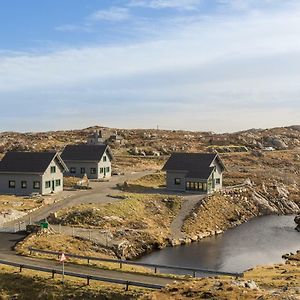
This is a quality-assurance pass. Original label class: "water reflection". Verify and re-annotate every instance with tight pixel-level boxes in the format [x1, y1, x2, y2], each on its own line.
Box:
[137, 215, 300, 274]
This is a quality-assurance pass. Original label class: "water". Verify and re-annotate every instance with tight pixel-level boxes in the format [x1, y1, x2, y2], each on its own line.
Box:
[137, 215, 300, 274]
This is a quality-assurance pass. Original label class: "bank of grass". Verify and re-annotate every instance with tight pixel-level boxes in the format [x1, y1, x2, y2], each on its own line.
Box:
[36, 193, 183, 259]
[0, 195, 42, 212]
[113, 156, 165, 172]
[0, 264, 143, 300]
[17, 233, 187, 280]
[120, 172, 166, 193]
[222, 150, 300, 195]
[55, 193, 182, 231]
[17, 233, 151, 275]
[64, 176, 80, 188]
[143, 259, 300, 300]
[245, 262, 300, 290]
[182, 190, 258, 238]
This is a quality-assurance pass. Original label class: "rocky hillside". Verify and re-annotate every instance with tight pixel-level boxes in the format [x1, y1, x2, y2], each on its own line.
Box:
[1, 125, 300, 158]
[182, 185, 300, 243]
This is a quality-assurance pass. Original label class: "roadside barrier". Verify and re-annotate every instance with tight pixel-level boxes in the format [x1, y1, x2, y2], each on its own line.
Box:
[28, 247, 244, 278]
[0, 258, 164, 290]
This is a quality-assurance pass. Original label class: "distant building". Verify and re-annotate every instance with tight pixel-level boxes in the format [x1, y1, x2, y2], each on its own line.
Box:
[61, 144, 113, 180]
[107, 131, 125, 146]
[87, 130, 105, 145]
[0, 151, 68, 195]
[162, 153, 225, 194]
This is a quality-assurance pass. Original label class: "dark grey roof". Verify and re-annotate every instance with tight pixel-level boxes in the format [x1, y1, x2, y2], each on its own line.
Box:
[0, 151, 57, 174]
[162, 153, 222, 179]
[61, 144, 111, 162]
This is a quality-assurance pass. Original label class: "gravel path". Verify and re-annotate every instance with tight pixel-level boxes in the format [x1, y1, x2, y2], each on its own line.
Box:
[169, 195, 205, 240]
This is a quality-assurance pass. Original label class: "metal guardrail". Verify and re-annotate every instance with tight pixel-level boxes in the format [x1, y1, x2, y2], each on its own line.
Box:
[0, 259, 164, 290]
[28, 247, 243, 278]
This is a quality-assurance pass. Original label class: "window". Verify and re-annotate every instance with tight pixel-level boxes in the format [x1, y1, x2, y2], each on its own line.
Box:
[174, 178, 181, 185]
[50, 166, 56, 173]
[100, 168, 104, 174]
[45, 181, 51, 189]
[106, 167, 110, 173]
[33, 181, 40, 189]
[80, 167, 86, 174]
[103, 156, 107, 162]
[216, 178, 221, 185]
[9, 180, 15, 188]
[90, 168, 96, 174]
[21, 181, 27, 189]
[70, 167, 76, 174]
[55, 179, 61, 187]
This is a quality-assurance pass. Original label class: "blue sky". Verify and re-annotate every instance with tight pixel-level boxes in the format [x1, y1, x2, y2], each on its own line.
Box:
[1, 0, 300, 132]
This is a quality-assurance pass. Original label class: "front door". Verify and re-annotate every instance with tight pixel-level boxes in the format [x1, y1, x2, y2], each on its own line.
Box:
[52, 180, 55, 192]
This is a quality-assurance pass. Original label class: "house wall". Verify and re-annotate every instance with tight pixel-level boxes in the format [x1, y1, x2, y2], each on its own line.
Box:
[210, 161, 223, 190]
[0, 173, 43, 195]
[64, 150, 112, 180]
[97, 150, 112, 179]
[64, 161, 99, 179]
[41, 159, 64, 195]
[166, 171, 187, 191]
[0, 158, 64, 196]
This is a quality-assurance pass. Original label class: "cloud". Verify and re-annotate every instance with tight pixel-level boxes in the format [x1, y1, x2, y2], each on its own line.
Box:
[216, 0, 298, 12]
[88, 7, 130, 22]
[129, 0, 202, 10]
[1, 2, 300, 132]
[54, 24, 93, 32]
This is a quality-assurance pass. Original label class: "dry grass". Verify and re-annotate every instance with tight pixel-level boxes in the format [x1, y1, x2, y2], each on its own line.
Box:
[17, 233, 116, 259]
[113, 156, 165, 172]
[129, 172, 165, 188]
[0, 195, 42, 212]
[182, 191, 258, 237]
[222, 150, 300, 188]
[0, 264, 143, 300]
[245, 262, 300, 289]
[120, 172, 166, 193]
[42, 194, 183, 259]
[143, 259, 300, 300]
[64, 176, 81, 188]
[56, 193, 182, 231]
[16, 233, 151, 274]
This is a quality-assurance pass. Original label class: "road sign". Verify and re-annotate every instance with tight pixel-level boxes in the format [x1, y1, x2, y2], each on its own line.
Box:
[40, 222, 49, 229]
[60, 252, 66, 263]
[59, 252, 66, 283]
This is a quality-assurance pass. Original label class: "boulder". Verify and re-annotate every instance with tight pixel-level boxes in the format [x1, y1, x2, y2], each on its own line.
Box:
[295, 215, 300, 232]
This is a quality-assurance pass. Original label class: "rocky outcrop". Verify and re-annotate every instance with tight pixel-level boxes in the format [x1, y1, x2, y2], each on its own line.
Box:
[295, 215, 300, 232]
[181, 183, 300, 245]
[265, 136, 288, 150]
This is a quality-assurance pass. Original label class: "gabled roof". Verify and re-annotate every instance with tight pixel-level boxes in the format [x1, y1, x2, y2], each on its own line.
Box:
[61, 144, 113, 162]
[162, 153, 224, 180]
[0, 151, 65, 174]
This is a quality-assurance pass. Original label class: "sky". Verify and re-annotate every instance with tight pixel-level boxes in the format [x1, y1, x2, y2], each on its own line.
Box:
[1, 0, 300, 133]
